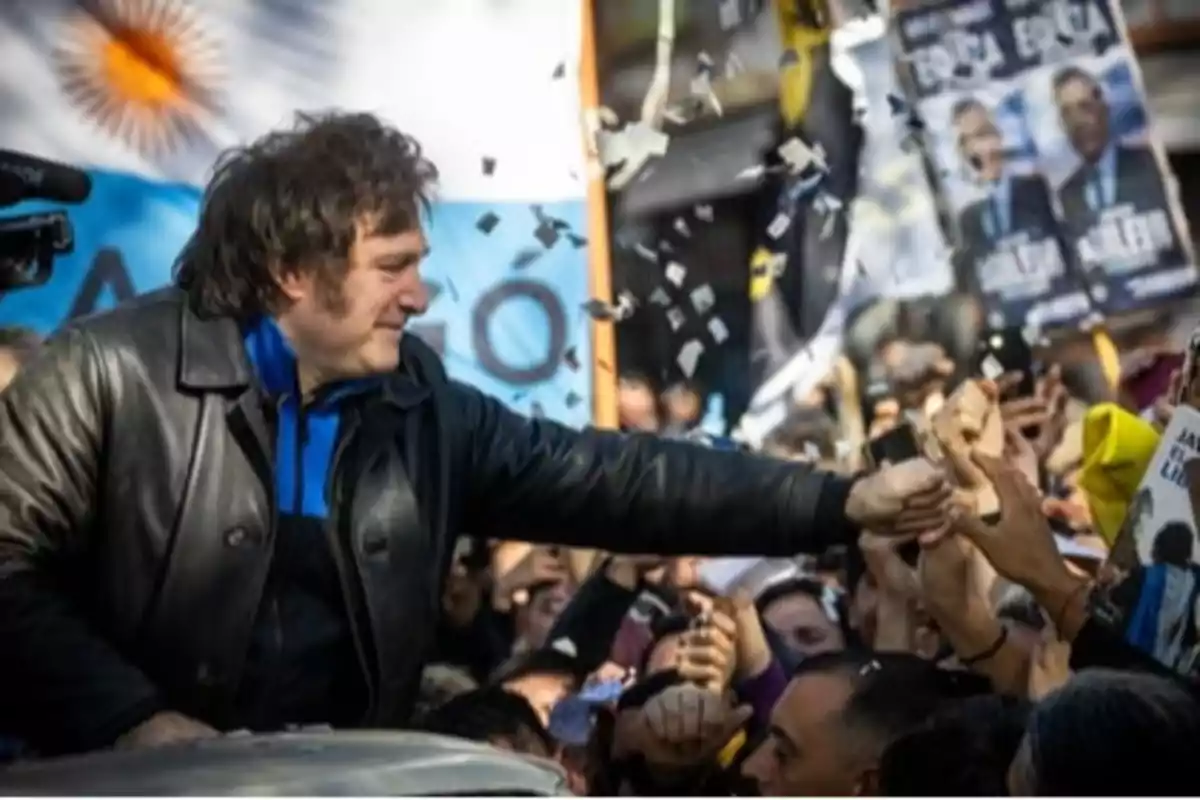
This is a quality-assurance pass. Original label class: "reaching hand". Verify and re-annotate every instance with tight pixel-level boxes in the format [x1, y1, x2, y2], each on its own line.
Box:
[932, 379, 1004, 517]
[1027, 636, 1072, 701]
[949, 454, 1069, 595]
[844, 458, 952, 536]
[676, 608, 738, 692]
[917, 534, 992, 639]
[115, 711, 218, 750]
[998, 367, 1068, 461]
[859, 531, 920, 600]
[617, 685, 752, 768]
[493, 546, 569, 609]
[731, 590, 773, 681]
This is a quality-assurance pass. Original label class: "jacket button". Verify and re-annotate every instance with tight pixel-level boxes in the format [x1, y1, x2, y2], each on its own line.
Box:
[224, 527, 248, 548]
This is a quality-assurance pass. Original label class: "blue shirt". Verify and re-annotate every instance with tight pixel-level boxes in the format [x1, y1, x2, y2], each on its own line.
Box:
[234, 316, 380, 730]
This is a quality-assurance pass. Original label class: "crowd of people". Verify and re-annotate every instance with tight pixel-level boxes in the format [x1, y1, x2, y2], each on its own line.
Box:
[1, 110, 1200, 796]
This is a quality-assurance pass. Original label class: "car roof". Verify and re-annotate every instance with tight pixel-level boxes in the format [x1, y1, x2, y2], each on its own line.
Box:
[0, 730, 570, 796]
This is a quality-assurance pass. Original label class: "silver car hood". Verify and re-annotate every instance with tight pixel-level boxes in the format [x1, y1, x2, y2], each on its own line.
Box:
[0, 730, 570, 796]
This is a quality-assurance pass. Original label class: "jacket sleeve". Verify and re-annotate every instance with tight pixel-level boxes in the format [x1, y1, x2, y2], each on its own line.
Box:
[450, 383, 859, 556]
[0, 328, 163, 754]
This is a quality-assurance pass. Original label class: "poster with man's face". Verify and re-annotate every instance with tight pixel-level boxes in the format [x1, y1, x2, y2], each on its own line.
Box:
[1020, 29, 1197, 315]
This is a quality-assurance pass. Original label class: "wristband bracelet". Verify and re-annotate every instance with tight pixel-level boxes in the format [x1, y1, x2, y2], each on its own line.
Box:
[961, 627, 1008, 667]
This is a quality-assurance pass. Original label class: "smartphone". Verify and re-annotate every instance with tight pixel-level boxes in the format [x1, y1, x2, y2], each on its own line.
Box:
[864, 423, 922, 566]
[1124, 352, 1183, 412]
[865, 421, 922, 469]
[975, 326, 1037, 398]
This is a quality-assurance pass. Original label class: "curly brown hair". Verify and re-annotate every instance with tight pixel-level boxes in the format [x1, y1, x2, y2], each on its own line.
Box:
[174, 111, 438, 319]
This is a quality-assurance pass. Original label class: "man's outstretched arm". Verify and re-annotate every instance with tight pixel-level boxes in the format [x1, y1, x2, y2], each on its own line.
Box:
[452, 384, 946, 556]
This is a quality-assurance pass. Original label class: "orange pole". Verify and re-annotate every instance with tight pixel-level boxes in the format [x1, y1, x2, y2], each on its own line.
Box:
[579, 0, 620, 430]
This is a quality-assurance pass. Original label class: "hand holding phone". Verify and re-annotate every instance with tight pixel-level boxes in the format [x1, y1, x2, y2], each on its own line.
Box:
[932, 379, 1004, 516]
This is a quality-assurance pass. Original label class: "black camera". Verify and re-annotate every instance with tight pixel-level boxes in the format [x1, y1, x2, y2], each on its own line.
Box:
[0, 149, 93, 292]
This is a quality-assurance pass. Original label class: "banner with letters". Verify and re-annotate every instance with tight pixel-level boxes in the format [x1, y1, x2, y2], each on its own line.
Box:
[892, 0, 1196, 331]
[0, 0, 593, 427]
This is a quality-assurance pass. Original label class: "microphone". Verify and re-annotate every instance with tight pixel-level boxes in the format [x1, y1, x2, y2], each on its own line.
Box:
[0, 149, 92, 207]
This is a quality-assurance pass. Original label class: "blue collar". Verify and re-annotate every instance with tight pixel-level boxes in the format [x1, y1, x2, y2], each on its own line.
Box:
[242, 316, 380, 409]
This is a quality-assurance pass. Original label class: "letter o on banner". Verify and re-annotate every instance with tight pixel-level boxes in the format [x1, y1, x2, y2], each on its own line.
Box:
[473, 278, 566, 385]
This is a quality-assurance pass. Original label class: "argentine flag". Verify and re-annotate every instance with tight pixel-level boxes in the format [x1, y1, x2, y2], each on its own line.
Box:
[0, 0, 592, 427]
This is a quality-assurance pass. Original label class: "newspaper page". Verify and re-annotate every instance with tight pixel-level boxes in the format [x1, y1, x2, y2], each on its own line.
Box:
[1105, 404, 1200, 677]
[892, 0, 1094, 332]
[1016, 0, 1197, 317]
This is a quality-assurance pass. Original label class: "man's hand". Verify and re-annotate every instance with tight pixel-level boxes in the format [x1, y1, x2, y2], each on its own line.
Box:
[115, 711, 218, 750]
[917, 534, 992, 645]
[492, 546, 569, 610]
[615, 685, 751, 768]
[676, 610, 738, 692]
[1027, 636, 1072, 701]
[997, 367, 1068, 461]
[731, 590, 773, 681]
[950, 455, 1069, 595]
[845, 458, 952, 536]
[859, 531, 920, 600]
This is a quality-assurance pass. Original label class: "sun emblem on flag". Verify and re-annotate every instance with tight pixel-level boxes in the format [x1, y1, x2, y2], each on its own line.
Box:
[53, 0, 224, 158]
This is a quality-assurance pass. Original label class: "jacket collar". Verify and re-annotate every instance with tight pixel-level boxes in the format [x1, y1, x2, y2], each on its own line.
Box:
[177, 300, 432, 409]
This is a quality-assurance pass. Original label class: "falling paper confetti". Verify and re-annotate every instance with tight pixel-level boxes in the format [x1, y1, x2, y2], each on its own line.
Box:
[665, 261, 687, 287]
[582, 299, 616, 320]
[634, 242, 660, 263]
[534, 222, 560, 249]
[708, 316, 729, 344]
[648, 287, 671, 307]
[563, 346, 581, 371]
[694, 204, 714, 222]
[512, 247, 543, 269]
[597, 121, 671, 189]
[667, 306, 686, 331]
[565, 391, 582, 409]
[531, 401, 546, 418]
[689, 284, 715, 315]
[779, 48, 800, 68]
[552, 62, 566, 79]
[887, 93, 907, 116]
[777, 137, 827, 174]
[677, 338, 704, 377]
[476, 211, 500, 234]
[673, 217, 691, 238]
[717, 0, 741, 30]
[481, 156, 497, 176]
[766, 213, 792, 240]
[567, 233, 588, 248]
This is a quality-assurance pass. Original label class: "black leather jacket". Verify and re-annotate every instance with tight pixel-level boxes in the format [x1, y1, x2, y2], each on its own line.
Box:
[0, 289, 857, 754]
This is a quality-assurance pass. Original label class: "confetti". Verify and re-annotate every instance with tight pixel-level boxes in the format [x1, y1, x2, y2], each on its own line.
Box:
[718, 0, 741, 30]
[422, 280, 443, 304]
[803, 441, 821, 461]
[565, 391, 583, 409]
[481, 156, 497, 176]
[667, 306, 686, 331]
[534, 222, 560, 249]
[512, 247, 543, 269]
[779, 49, 800, 68]
[567, 233, 588, 248]
[597, 121, 671, 189]
[552, 62, 566, 79]
[446, 278, 459, 302]
[665, 261, 687, 287]
[531, 401, 546, 418]
[1055, 31, 1073, 46]
[708, 316, 729, 344]
[677, 339, 704, 378]
[819, 211, 837, 240]
[724, 53, 745, 78]
[696, 51, 715, 74]
[766, 212, 792, 240]
[563, 346, 581, 371]
[615, 291, 637, 320]
[673, 217, 691, 238]
[887, 94, 907, 116]
[648, 287, 672, 307]
[694, 204, 714, 222]
[659, 239, 675, 254]
[475, 211, 500, 234]
[689, 283, 715, 315]
[582, 299, 616, 320]
[634, 242, 660, 263]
